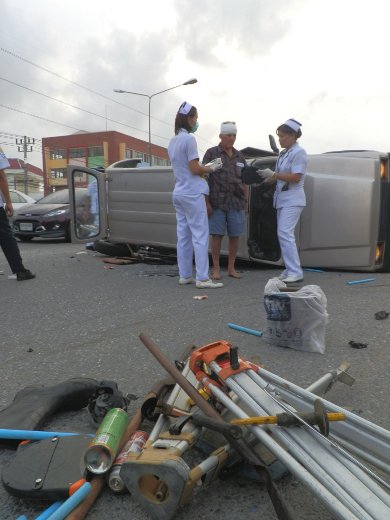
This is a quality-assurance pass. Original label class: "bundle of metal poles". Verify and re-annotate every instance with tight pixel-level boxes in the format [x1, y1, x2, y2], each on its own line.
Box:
[137, 334, 390, 520]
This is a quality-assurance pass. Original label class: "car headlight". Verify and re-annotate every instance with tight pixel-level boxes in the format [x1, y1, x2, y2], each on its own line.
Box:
[44, 209, 68, 217]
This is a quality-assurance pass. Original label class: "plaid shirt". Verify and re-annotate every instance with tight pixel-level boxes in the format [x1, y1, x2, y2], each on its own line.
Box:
[203, 144, 247, 211]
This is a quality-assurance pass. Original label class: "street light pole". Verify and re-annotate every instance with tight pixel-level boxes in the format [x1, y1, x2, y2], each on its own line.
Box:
[114, 78, 197, 165]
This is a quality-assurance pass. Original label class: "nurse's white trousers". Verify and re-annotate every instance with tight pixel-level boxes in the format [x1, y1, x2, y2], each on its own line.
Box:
[277, 206, 303, 277]
[173, 194, 210, 281]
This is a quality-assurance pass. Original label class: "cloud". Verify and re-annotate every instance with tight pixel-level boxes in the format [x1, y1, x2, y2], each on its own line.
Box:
[0, 11, 178, 152]
[2, 0, 390, 170]
[173, 0, 297, 66]
[307, 91, 328, 108]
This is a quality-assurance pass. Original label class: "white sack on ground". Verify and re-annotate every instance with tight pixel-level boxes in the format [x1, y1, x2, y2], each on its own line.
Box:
[263, 278, 329, 354]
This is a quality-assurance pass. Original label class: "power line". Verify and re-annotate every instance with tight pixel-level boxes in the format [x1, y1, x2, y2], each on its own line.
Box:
[0, 47, 215, 149]
[0, 104, 85, 132]
[0, 140, 42, 152]
[0, 131, 42, 143]
[0, 132, 42, 146]
[0, 47, 170, 127]
[0, 76, 170, 142]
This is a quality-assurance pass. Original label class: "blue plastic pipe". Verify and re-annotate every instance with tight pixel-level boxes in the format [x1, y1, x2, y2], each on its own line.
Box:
[346, 278, 375, 285]
[46, 482, 91, 520]
[35, 501, 63, 519]
[16, 516, 28, 520]
[0, 429, 90, 441]
[228, 323, 263, 337]
[303, 268, 325, 273]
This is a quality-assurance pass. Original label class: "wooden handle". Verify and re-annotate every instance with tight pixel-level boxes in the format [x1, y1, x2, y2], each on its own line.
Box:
[65, 476, 104, 520]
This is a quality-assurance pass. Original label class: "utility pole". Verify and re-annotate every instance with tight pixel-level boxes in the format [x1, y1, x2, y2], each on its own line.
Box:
[16, 136, 35, 195]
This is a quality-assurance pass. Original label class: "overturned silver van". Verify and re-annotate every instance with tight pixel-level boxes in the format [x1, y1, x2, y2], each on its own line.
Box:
[68, 147, 390, 272]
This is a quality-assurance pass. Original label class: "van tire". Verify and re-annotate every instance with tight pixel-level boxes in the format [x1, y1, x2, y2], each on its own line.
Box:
[94, 240, 136, 257]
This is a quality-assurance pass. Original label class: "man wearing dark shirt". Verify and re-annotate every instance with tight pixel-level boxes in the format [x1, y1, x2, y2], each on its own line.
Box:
[203, 122, 248, 279]
[0, 146, 35, 281]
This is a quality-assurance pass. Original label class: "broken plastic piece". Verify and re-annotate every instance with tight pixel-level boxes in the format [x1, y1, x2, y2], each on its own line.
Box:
[228, 323, 263, 337]
[348, 340, 368, 349]
[346, 278, 375, 285]
[43, 482, 91, 518]
[103, 257, 134, 265]
[193, 295, 208, 300]
[374, 310, 389, 320]
[87, 380, 130, 426]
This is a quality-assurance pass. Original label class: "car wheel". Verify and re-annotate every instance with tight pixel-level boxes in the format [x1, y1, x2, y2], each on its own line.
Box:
[94, 240, 136, 257]
[17, 236, 34, 242]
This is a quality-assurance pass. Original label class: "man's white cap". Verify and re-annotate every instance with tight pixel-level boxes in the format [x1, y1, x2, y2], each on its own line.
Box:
[284, 118, 302, 133]
[220, 121, 237, 135]
[178, 101, 193, 115]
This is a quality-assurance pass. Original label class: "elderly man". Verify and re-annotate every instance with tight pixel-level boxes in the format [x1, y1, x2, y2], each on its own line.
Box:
[0, 146, 35, 281]
[203, 121, 248, 279]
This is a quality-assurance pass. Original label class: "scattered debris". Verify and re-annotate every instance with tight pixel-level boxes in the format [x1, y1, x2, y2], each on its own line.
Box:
[8, 274, 16, 280]
[138, 269, 179, 277]
[137, 333, 389, 520]
[103, 258, 134, 265]
[348, 341, 368, 349]
[87, 381, 132, 427]
[346, 278, 375, 285]
[75, 251, 88, 255]
[193, 295, 208, 300]
[227, 323, 263, 337]
[103, 266, 114, 270]
[303, 268, 325, 273]
[1, 340, 389, 520]
[27, 348, 33, 353]
[374, 310, 389, 320]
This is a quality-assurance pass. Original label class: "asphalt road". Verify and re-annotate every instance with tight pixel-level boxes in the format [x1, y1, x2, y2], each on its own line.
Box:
[1, 240, 389, 519]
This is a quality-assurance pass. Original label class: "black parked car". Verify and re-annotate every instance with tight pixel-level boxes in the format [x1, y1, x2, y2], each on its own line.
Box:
[13, 188, 88, 242]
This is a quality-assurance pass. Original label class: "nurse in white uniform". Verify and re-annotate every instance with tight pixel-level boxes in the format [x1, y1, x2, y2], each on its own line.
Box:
[259, 118, 307, 283]
[168, 102, 223, 289]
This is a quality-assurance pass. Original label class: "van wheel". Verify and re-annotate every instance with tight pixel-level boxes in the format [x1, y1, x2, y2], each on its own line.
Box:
[94, 240, 137, 257]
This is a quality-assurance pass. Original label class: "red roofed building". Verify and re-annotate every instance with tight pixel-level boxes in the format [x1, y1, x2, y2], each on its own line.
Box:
[4, 159, 44, 195]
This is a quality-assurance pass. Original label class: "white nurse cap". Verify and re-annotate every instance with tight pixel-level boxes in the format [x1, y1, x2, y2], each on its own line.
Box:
[178, 101, 193, 115]
[284, 118, 302, 133]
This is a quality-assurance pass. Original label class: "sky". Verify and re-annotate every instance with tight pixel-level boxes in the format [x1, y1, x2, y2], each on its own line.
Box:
[1, 0, 390, 170]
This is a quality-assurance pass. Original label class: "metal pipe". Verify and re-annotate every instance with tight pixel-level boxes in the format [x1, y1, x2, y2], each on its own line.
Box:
[258, 368, 390, 439]
[248, 370, 390, 486]
[242, 371, 390, 508]
[138, 333, 268, 467]
[254, 369, 390, 465]
[256, 381, 390, 474]
[139, 333, 223, 422]
[203, 377, 361, 520]
[148, 364, 191, 442]
[211, 365, 380, 520]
